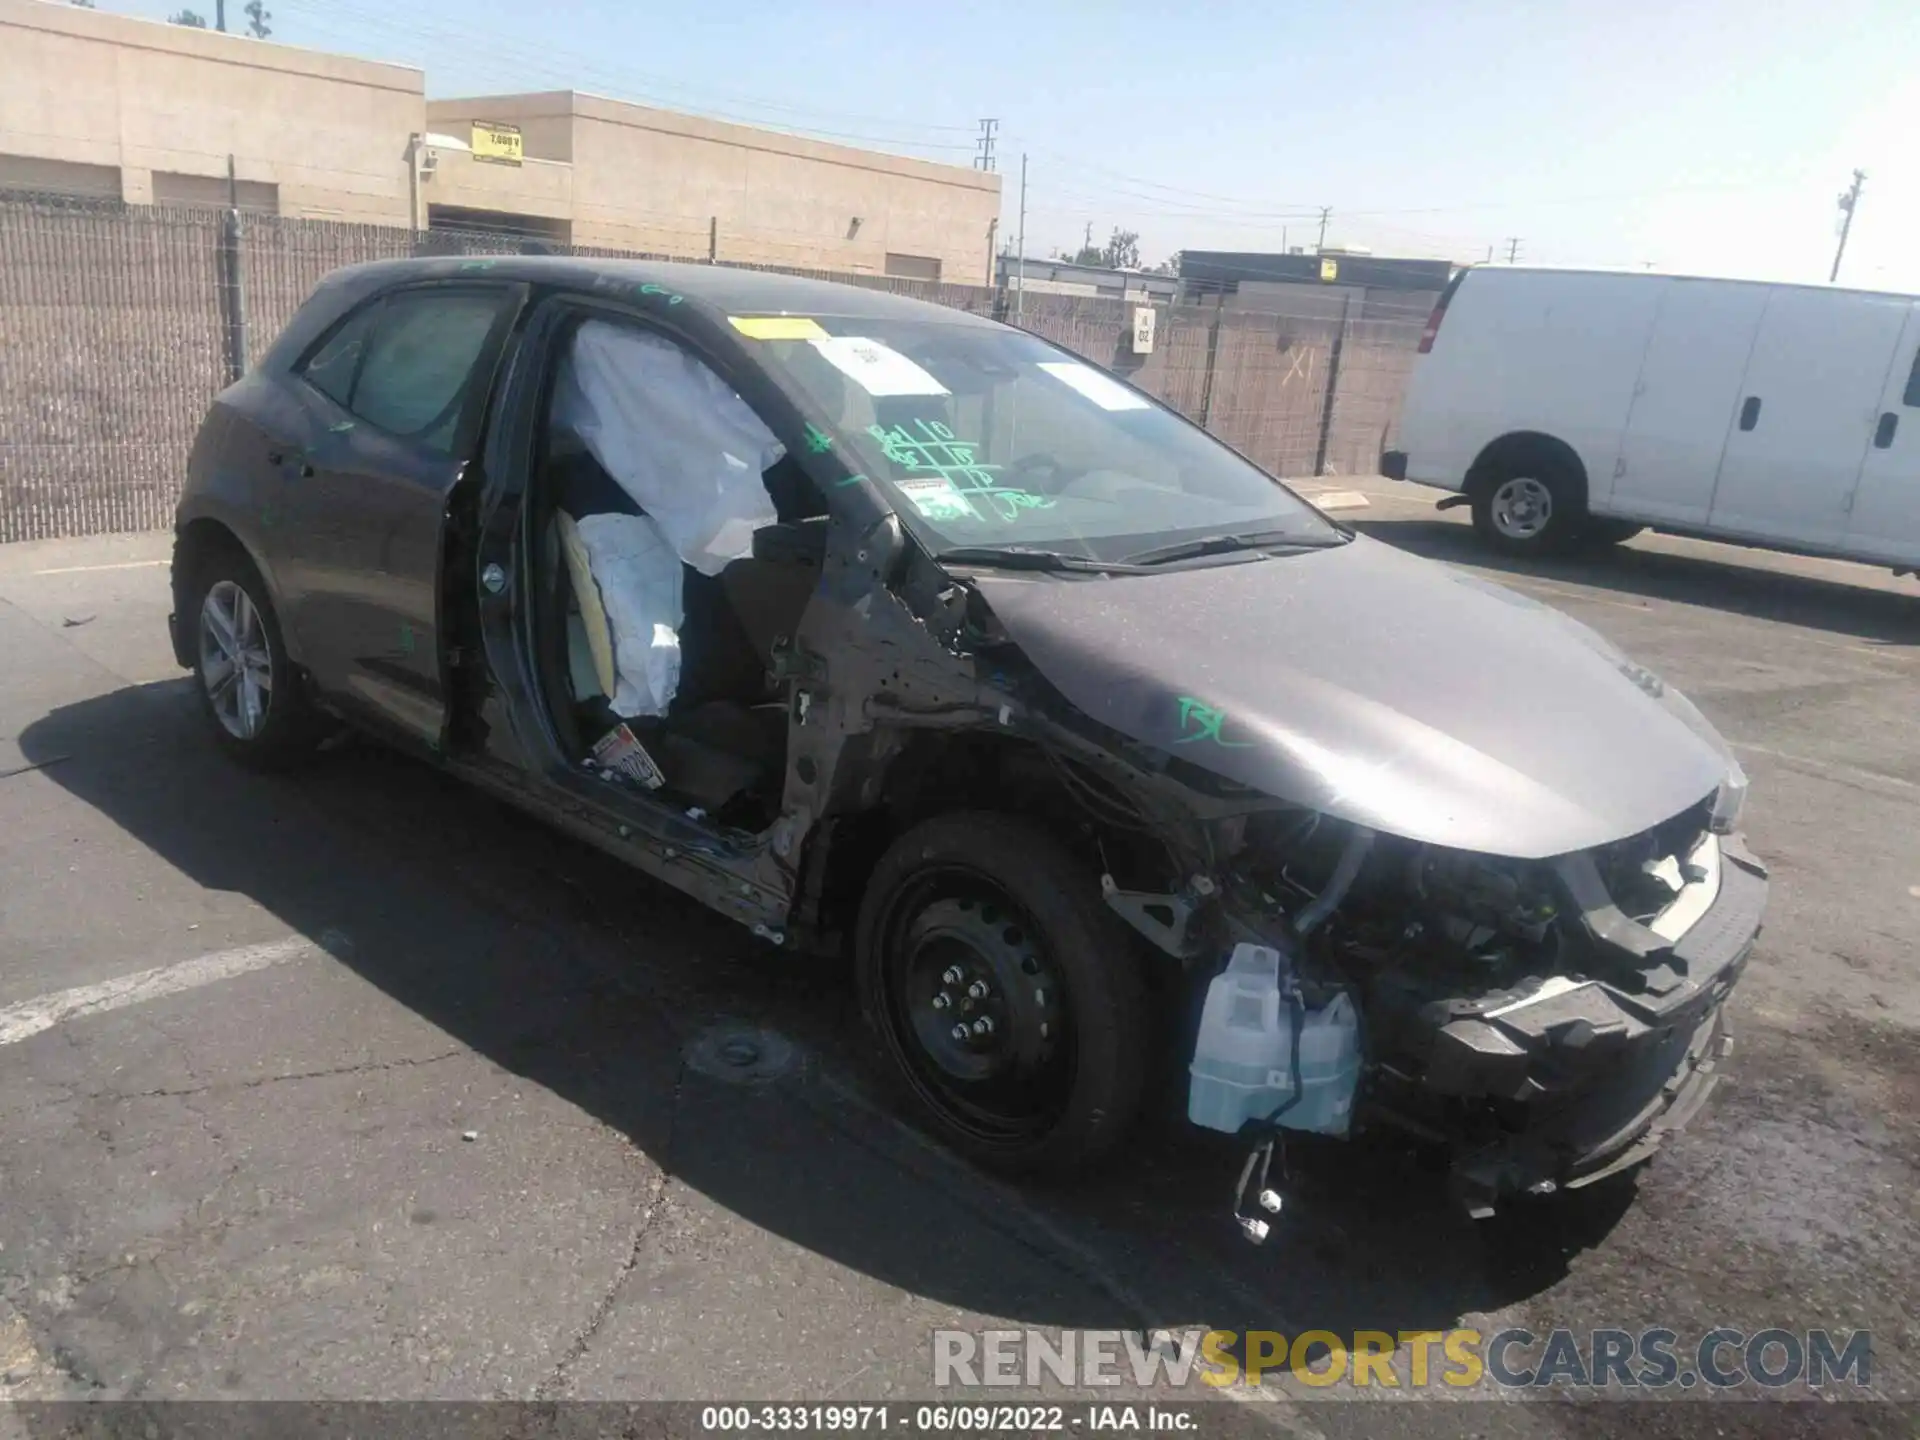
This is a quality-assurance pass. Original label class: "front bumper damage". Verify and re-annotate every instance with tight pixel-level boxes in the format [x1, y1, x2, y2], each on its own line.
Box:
[1415, 833, 1765, 1214]
[1158, 799, 1768, 1220]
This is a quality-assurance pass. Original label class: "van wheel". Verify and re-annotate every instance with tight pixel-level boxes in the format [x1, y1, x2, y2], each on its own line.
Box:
[1471, 460, 1584, 555]
[855, 812, 1150, 1178]
[187, 547, 324, 769]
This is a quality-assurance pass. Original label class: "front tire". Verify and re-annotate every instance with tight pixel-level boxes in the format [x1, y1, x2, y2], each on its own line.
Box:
[1471, 458, 1585, 556]
[186, 546, 323, 769]
[855, 812, 1150, 1178]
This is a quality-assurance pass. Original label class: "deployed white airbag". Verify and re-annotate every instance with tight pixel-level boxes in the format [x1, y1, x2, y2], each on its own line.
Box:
[571, 512, 683, 718]
[554, 320, 783, 577]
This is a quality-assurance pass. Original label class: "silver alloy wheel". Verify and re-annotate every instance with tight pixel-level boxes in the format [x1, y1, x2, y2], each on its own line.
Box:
[199, 579, 273, 740]
[1490, 476, 1554, 540]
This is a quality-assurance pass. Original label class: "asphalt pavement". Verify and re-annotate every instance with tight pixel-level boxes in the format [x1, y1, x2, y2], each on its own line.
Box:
[0, 488, 1916, 1438]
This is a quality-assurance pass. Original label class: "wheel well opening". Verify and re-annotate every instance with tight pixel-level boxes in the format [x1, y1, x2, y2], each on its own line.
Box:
[802, 730, 1178, 950]
[1465, 432, 1588, 506]
[170, 519, 251, 667]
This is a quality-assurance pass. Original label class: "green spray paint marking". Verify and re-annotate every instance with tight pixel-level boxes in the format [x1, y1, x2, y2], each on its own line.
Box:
[805, 423, 834, 454]
[866, 418, 1056, 524]
[398, 622, 416, 655]
[458, 259, 497, 271]
[970, 487, 1054, 520]
[589, 274, 685, 305]
[835, 472, 869, 488]
[1175, 697, 1253, 747]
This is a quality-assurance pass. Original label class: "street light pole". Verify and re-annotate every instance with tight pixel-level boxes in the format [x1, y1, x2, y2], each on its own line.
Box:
[1016, 153, 1028, 325]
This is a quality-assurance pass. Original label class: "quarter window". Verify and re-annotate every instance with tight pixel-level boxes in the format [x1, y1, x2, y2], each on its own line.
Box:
[300, 305, 375, 408]
[1902, 346, 1920, 408]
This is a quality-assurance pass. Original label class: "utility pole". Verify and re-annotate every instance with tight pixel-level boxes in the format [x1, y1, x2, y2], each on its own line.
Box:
[974, 118, 998, 172]
[1316, 206, 1330, 251]
[215, 0, 226, 28]
[1016, 153, 1028, 324]
[219, 153, 246, 382]
[406, 133, 423, 243]
[1504, 237, 1523, 264]
[1831, 168, 1866, 283]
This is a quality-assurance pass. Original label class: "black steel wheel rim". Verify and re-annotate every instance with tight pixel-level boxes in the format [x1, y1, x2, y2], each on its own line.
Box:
[876, 865, 1074, 1146]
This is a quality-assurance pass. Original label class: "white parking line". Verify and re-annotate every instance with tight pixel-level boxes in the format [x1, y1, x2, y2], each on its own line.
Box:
[0, 932, 343, 1048]
[29, 559, 169, 576]
[1303, 490, 1371, 511]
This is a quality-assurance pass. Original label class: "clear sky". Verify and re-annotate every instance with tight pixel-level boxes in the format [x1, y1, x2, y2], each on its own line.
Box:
[98, 0, 1920, 290]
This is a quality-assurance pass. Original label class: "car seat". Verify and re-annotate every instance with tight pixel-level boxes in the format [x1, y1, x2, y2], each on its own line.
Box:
[542, 438, 790, 818]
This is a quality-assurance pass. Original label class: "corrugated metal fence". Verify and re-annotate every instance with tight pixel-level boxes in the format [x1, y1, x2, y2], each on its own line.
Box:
[0, 196, 1425, 543]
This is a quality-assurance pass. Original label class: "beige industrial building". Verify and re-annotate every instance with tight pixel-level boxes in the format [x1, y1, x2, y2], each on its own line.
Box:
[0, 0, 1001, 282]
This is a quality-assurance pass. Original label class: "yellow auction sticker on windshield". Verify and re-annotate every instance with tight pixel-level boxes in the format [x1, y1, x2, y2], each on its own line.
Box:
[728, 316, 829, 341]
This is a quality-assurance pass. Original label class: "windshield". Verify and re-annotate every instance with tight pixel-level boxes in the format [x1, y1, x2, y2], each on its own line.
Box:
[742, 316, 1341, 563]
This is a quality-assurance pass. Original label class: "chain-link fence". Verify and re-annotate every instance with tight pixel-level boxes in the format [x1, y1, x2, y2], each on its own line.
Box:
[0, 195, 1426, 543]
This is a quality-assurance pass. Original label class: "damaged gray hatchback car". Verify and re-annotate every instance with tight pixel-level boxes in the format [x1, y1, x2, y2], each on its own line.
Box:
[169, 257, 1764, 1219]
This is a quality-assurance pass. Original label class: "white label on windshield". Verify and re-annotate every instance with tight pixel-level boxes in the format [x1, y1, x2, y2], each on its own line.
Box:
[895, 476, 977, 522]
[1037, 360, 1149, 411]
[809, 336, 949, 397]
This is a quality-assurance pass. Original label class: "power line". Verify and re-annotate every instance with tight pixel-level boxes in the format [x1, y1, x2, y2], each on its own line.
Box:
[1027, 150, 1320, 211]
[269, 0, 983, 157]
[1024, 147, 1807, 223]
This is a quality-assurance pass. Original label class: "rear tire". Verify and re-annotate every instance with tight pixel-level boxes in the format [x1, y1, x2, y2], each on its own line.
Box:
[185, 545, 324, 770]
[1470, 456, 1585, 556]
[855, 811, 1151, 1178]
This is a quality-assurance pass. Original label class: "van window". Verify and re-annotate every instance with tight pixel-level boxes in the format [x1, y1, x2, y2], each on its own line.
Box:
[1902, 347, 1920, 409]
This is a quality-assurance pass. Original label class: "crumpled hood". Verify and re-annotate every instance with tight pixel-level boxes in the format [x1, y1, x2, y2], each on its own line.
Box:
[973, 535, 1733, 859]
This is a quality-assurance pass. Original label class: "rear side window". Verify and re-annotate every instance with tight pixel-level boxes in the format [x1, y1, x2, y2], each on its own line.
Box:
[296, 287, 515, 454]
[1902, 347, 1920, 408]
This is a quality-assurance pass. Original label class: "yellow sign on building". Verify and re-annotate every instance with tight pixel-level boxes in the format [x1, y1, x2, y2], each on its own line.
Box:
[471, 122, 523, 166]
[1319, 257, 1339, 282]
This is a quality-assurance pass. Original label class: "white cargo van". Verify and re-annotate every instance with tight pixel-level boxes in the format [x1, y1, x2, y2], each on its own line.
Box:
[1385, 266, 1920, 572]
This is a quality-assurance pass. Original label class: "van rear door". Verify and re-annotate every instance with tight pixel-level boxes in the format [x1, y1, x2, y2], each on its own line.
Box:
[1603, 278, 1768, 526]
[1842, 304, 1920, 565]
[1396, 270, 1662, 494]
[1706, 287, 1910, 547]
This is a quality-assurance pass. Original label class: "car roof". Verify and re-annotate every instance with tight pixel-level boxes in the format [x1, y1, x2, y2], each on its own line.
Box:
[331, 255, 1003, 329]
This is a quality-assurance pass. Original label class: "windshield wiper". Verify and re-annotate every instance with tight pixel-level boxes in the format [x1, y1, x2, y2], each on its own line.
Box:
[931, 545, 1147, 574]
[1123, 529, 1349, 566]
